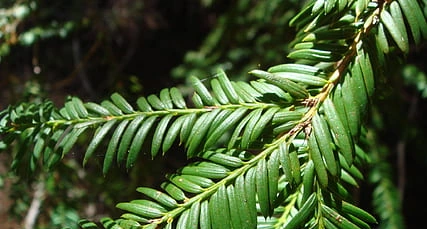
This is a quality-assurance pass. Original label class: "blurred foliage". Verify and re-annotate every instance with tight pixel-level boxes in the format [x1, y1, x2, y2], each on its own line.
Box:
[0, 1, 33, 58]
[0, 0, 215, 105]
[366, 49, 427, 229]
[172, 0, 304, 82]
[402, 65, 427, 98]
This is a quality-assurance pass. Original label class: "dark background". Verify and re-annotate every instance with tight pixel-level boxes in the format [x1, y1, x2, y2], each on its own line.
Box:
[0, 1, 426, 228]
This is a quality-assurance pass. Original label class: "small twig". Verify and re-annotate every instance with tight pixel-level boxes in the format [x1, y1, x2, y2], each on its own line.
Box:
[53, 37, 101, 91]
[396, 140, 405, 201]
[396, 94, 418, 201]
[23, 180, 45, 229]
[72, 38, 95, 97]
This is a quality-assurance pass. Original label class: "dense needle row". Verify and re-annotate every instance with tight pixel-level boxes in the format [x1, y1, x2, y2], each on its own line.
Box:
[1, 0, 425, 228]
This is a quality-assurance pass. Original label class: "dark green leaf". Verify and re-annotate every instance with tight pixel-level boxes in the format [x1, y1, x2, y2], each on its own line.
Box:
[380, 9, 408, 53]
[116, 202, 164, 219]
[103, 120, 130, 174]
[117, 116, 145, 165]
[170, 87, 186, 109]
[187, 109, 220, 157]
[227, 185, 243, 229]
[85, 102, 111, 116]
[111, 93, 134, 114]
[147, 94, 166, 110]
[162, 115, 185, 153]
[151, 114, 173, 157]
[159, 88, 174, 109]
[190, 76, 217, 106]
[72, 97, 89, 118]
[161, 182, 187, 202]
[84, 119, 117, 166]
[126, 116, 158, 169]
[204, 107, 247, 150]
[211, 78, 229, 104]
[136, 97, 153, 112]
[217, 69, 239, 104]
[101, 100, 123, 116]
[136, 187, 178, 209]
[199, 201, 211, 229]
[256, 158, 271, 217]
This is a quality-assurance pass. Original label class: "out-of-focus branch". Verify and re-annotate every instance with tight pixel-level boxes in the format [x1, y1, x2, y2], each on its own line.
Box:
[397, 91, 419, 201]
[53, 37, 102, 92]
[23, 180, 45, 229]
[72, 38, 95, 98]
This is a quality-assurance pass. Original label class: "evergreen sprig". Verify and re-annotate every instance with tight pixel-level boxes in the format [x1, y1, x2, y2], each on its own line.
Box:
[1, 0, 425, 228]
